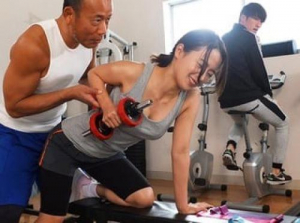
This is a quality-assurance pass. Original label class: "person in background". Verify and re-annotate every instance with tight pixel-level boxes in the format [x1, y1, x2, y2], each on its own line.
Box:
[35, 29, 228, 222]
[219, 3, 292, 185]
[0, 0, 113, 222]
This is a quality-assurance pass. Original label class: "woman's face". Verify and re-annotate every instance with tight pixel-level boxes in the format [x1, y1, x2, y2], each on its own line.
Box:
[174, 45, 222, 90]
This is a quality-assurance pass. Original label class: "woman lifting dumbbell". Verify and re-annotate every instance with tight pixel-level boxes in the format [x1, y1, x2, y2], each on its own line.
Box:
[82, 97, 153, 140]
[36, 29, 228, 223]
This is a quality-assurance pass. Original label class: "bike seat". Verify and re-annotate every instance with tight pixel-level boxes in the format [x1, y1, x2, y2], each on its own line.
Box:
[228, 110, 253, 115]
[228, 105, 259, 115]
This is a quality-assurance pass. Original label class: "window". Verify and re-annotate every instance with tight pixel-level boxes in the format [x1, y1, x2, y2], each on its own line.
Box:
[248, 0, 300, 45]
[164, 0, 299, 52]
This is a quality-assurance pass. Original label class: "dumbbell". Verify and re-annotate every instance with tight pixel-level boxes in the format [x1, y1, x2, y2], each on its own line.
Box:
[82, 97, 153, 140]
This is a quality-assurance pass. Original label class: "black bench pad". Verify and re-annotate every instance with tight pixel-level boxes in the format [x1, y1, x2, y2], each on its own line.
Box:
[68, 198, 297, 223]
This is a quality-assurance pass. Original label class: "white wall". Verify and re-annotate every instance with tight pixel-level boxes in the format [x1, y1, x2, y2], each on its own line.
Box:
[109, 0, 166, 63]
[1, 0, 300, 188]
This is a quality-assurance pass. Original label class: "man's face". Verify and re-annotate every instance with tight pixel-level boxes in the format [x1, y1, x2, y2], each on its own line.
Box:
[72, 0, 113, 48]
[240, 14, 262, 34]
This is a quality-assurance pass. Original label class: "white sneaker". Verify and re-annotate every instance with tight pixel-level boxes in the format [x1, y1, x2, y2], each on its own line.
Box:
[69, 168, 98, 203]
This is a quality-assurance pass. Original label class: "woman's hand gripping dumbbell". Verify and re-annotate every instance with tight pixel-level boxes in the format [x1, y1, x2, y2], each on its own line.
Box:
[82, 97, 153, 140]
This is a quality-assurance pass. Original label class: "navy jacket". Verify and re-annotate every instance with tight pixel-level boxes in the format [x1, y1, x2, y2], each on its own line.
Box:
[218, 24, 272, 108]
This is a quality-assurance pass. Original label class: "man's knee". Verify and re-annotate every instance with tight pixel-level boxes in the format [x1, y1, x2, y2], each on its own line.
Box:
[0, 205, 24, 223]
[276, 116, 289, 130]
[35, 212, 65, 223]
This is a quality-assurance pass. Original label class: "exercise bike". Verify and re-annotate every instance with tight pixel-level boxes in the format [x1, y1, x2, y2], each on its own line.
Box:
[157, 83, 227, 202]
[222, 71, 292, 213]
[188, 83, 227, 194]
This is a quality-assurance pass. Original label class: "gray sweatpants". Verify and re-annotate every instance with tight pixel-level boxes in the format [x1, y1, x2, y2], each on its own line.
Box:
[223, 95, 289, 164]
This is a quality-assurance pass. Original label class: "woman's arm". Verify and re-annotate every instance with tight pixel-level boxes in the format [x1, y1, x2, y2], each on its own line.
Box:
[87, 61, 144, 128]
[171, 88, 213, 214]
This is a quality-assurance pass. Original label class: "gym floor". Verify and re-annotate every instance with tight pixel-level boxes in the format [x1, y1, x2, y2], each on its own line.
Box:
[20, 179, 300, 223]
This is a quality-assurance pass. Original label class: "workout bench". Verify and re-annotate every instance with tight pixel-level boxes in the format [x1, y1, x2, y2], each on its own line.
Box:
[67, 198, 200, 223]
[67, 197, 298, 223]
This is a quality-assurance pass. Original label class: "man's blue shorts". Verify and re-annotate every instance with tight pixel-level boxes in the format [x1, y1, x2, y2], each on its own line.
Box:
[0, 124, 48, 206]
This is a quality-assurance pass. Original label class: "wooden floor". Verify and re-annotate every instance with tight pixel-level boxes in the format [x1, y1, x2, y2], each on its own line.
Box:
[20, 179, 300, 223]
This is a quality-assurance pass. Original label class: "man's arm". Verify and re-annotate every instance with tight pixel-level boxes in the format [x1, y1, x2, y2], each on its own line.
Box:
[246, 36, 272, 97]
[3, 25, 99, 118]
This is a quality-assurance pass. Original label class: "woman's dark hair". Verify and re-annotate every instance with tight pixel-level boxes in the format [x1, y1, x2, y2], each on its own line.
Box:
[240, 3, 267, 23]
[151, 29, 228, 95]
[63, 0, 83, 14]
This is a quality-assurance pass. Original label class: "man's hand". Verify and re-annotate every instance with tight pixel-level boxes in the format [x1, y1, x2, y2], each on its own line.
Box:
[69, 84, 101, 108]
[72, 84, 122, 128]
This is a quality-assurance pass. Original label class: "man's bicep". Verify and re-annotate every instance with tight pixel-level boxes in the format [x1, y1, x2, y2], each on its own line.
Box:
[4, 62, 40, 102]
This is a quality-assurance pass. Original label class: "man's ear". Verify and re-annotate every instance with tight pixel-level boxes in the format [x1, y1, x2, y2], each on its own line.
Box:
[240, 14, 246, 24]
[63, 6, 75, 25]
[174, 43, 184, 59]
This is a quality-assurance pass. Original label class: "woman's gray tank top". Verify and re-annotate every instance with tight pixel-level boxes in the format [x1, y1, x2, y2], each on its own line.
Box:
[62, 62, 187, 158]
